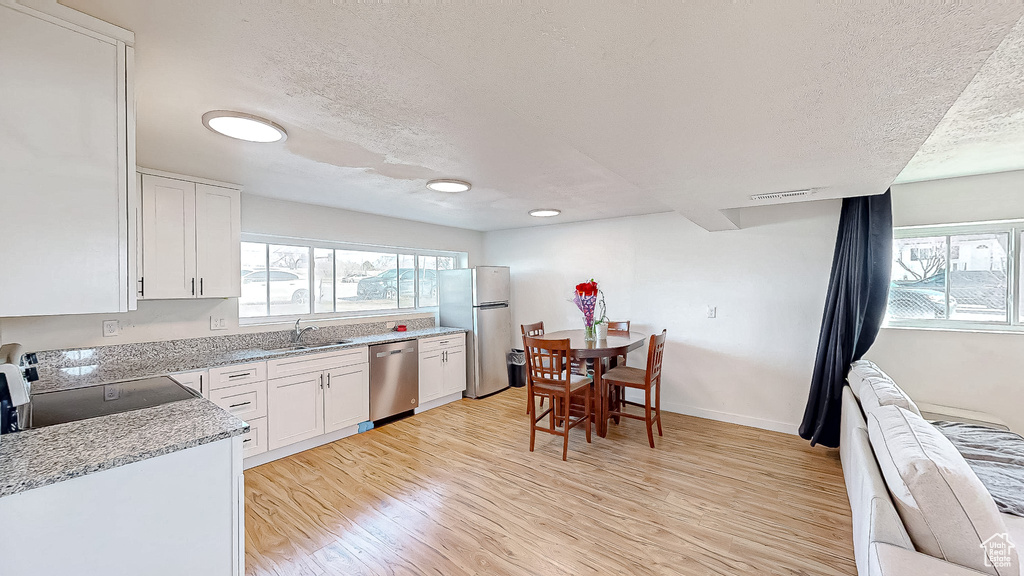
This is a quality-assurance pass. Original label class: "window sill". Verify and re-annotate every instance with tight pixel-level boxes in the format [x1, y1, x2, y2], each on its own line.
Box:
[239, 309, 436, 328]
[881, 322, 1024, 335]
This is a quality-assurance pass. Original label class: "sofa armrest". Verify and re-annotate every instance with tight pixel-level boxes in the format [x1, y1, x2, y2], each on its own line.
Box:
[872, 543, 996, 576]
[916, 402, 1010, 431]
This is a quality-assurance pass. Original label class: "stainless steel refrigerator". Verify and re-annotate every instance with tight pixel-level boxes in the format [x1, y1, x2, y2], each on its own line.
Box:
[438, 266, 512, 398]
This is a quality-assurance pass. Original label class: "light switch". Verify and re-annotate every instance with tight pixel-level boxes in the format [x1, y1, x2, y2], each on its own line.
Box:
[102, 320, 121, 337]
[707, 306, 717, 319]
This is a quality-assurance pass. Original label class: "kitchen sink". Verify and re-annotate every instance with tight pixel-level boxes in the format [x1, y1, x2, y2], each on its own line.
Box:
[261, 339, 354, 353]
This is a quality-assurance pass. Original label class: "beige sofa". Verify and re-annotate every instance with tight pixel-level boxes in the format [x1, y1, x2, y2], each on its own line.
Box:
[841, 360, 1023, 576]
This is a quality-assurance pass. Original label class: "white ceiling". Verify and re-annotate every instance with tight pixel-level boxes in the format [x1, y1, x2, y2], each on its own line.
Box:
[897, 17, 1024, 184]
[64, 1, 1024, 231]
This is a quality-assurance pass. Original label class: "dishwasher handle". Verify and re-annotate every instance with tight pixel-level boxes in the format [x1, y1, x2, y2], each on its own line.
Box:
[375, 347, 415, 358]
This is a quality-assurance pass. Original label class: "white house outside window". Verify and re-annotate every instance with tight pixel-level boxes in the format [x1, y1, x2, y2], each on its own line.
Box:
[886, 221, 1022, 331]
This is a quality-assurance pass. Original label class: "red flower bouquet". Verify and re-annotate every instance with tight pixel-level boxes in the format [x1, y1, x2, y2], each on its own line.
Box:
[574, 279, 600, 339]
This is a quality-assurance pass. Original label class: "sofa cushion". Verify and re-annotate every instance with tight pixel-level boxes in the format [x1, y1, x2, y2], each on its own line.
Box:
[867, 405, 1019, 575]
[849, 360, 921, 417]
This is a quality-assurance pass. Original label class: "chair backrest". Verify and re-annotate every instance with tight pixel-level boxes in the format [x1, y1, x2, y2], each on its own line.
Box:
[645, 330, 667, 386]
[521, 321, 545, 338]
[523, 335, 572, 392]
[606, 320, 630, 335]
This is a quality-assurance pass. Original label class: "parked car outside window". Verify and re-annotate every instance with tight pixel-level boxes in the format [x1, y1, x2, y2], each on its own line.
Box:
[240, 270, 310, 304]
[356, 268, 437, 301]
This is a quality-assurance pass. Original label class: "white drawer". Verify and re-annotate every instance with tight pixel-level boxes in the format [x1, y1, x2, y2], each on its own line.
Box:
[241, 416, 267, 459]
[210, 380, 267, 421]
[208, 361, 266, 391]
[419, 333, 465, 353]
[267, 347, 368, 379]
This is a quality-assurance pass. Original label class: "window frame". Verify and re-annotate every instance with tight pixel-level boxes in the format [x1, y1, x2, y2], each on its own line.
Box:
[886, 220, 1021, 333]
[239, 233, 466, 325]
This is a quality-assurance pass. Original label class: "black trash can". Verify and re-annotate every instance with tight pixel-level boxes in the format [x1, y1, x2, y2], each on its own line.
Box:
[507, 349, 526, 388]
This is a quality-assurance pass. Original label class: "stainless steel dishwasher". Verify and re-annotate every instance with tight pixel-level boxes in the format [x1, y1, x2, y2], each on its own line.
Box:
[369, 340, 419, 421]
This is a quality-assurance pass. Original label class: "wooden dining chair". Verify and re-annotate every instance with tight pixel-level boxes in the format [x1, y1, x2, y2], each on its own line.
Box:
[521, 322, 545, 414]
[606, 320, 630, 336]
[523, 336, 592, 460]
[603, 330, 666, 448]
[604, 320, 632, 416]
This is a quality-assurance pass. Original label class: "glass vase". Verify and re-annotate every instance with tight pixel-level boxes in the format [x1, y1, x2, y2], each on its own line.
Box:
[584, 324, 596, 342]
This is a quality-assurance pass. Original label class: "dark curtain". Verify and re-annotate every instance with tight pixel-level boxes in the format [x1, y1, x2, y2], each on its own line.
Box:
[799, 190, 892, 448]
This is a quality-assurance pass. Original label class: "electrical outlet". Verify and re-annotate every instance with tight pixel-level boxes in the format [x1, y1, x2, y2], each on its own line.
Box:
[706, 306, 717, 319]
[102, 320, 121, 337]
[210, 315, 228, 330]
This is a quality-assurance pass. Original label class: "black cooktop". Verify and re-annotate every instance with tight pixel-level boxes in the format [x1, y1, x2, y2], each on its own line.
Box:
[27, 376, 200, 429]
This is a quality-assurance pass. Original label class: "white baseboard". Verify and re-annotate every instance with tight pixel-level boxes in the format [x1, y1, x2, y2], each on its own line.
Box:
[243, 423, 360, 469]
[415, 391, 463, 414]
[623, 390, 797, 435]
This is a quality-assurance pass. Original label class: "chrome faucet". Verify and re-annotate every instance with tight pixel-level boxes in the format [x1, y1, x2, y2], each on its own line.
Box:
[293, 319, 319, 344]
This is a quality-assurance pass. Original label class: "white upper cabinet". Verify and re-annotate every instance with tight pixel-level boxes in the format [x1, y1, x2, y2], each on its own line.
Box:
[139, 172, 240, 300]
[141, 175, 196, 299]
[195, 184, 241, 298]
[0, 2, 135, 316]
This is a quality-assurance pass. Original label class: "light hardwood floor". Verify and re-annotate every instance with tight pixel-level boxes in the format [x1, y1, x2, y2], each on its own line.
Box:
[245, 387, 856, 575]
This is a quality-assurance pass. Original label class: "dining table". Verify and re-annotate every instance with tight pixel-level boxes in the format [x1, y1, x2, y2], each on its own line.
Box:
[532, 329, 647, 438]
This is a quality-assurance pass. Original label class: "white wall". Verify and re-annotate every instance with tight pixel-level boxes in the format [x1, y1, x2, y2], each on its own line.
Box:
[864, 169, 1024, 433]
[483, 202, 841, 434]
[0, 194, 484, 351]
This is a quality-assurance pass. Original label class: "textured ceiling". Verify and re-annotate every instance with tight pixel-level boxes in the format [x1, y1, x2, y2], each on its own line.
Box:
[63, 1, 1023, 231]
[897, 16, 1024, 184]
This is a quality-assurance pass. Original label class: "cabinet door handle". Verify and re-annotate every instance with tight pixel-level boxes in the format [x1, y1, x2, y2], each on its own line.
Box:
[199, 374, 203, 395]
[327, 373, 331, 388]
[191, 278, 196, 296]
[200, 277, 204, 296]
[242, 438, 252, 444]
[320, 374, 324, 390]
[229, 401, 251, 408]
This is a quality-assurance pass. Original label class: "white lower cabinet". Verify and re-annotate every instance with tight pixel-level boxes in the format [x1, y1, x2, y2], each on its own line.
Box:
[419, 334, 467, 405]
[241, 417, 267, 459]
[442, 345, 467, 396]
[267, 372, 325, 450]
[171, 369, 208, 398]
[325, 364, 370, 434]
[418, 348, 445, 403]
[210, 380, 268, 423]
[267, 348, 370, 451]
[206, 361, 269, 458]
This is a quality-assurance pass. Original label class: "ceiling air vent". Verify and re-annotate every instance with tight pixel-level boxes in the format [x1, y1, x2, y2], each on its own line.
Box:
[750, 189, 813, 202]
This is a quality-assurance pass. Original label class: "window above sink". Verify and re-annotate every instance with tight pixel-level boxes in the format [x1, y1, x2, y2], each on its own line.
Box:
[240, 235, 465, 323]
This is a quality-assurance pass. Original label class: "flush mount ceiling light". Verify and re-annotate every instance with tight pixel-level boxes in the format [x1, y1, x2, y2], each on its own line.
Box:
[529, 209, 561, 218]
[426, 179, 472, 193]
[202, 110, 287, 143]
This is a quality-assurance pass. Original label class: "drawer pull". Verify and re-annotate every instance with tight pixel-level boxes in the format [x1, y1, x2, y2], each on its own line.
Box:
[228, 372, 252, 379]
[229, 401, 252, 408]
[243, 438, 252, 444]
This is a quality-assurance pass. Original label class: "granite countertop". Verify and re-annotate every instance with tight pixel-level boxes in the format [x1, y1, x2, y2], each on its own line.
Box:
[34, 326, 468, 393]
[0, 398, 248, 498]
[2, 326, 467, 498]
